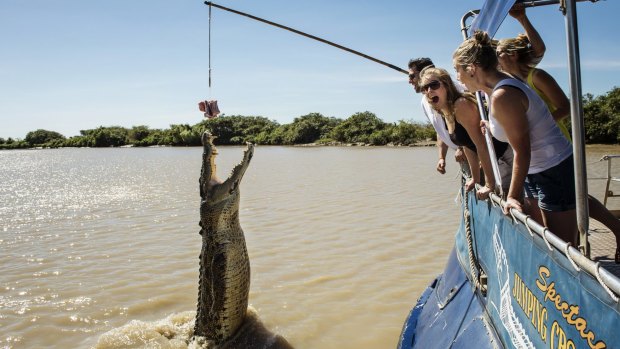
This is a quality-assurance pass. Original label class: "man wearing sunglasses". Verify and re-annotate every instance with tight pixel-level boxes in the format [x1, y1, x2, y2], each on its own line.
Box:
[408, 57, 465, 175]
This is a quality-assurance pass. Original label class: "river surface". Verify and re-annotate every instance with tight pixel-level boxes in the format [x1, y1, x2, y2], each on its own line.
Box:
[1, 145, 619, 349]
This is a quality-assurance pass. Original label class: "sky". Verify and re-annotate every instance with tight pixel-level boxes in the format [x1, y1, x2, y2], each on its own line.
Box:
[1, 0, 619, 139]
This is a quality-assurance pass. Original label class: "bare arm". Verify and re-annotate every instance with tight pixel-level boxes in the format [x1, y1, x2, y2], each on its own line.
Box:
[436, 138, 448, 174]
[454, 146, 466, 162]
[492, 88, 531, 213]
[532, 69, 570, 121]
[455, 98, 496, 189]
[463, 147, 481, 191]
[510, 7, 546, 60]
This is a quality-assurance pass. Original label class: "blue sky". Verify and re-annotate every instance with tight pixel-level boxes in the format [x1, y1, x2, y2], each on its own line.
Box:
[1, 0, 618, 139]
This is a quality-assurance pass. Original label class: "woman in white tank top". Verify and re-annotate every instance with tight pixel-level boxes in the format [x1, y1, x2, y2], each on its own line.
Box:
[452, 30, 577, 246]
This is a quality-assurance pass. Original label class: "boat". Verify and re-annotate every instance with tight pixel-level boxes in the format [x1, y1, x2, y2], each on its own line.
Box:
[397, 0, 620, 348]
[196, 2, 619, 347]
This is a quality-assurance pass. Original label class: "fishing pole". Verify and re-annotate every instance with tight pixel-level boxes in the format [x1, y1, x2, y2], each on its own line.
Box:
[203, 1, 408, 75]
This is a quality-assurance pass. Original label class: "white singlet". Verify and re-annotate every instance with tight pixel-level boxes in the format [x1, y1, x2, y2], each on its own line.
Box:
[488, 78, 572, 174]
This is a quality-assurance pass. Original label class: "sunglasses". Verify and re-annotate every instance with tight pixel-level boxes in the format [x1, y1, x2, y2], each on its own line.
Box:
[408, 73, 416, 80]
[420, 80, 441, 93]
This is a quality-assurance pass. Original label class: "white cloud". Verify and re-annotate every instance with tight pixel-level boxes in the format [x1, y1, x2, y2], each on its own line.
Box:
[583, 60, 620, 69]
[540, 59, 620, 70]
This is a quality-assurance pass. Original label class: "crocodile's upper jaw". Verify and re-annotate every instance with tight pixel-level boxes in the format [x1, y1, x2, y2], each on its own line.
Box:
[200, 132, 255, 205]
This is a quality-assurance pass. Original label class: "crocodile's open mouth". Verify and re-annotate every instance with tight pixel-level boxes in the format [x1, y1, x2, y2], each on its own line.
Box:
[200, 132, 254, 196]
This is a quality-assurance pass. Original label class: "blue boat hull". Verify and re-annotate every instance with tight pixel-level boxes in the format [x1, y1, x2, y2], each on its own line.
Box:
[398, 191, 620, 349]
[397, 249, 502, 349]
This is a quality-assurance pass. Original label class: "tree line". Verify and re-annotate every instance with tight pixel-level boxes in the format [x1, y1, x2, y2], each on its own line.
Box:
[1, 87, 618, 149]
[0, 111, 436, 149]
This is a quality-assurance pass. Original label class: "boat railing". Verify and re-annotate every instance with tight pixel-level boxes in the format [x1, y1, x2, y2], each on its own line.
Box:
[598, 155, 620, 209]
[587, 154, 620, 217]
[483, 188, 620, 301]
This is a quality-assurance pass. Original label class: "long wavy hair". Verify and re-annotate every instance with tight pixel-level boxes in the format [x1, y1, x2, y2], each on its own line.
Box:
[496, 33, 539, 69]
[419, 67, 476, 129]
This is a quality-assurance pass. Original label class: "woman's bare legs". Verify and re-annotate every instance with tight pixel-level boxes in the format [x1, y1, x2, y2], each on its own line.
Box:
[524, 197, 544, 224]
[541, 209, 578, 246]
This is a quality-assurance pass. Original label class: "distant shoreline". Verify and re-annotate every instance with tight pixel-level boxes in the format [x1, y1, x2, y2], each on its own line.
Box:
[7, 142, 620, 151]
[7, 141, 439, 150]
[292, 140, 436, 147]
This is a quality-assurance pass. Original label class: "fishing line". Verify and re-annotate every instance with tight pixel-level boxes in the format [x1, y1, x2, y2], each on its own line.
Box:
[208, 2, 212, 92]
[200, 1, 407, 119]
[199, 2, 220, 119]
[203, 1, 407, 74]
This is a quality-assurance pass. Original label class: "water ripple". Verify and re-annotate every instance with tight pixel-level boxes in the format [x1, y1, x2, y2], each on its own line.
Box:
[1, 146, 616, 348]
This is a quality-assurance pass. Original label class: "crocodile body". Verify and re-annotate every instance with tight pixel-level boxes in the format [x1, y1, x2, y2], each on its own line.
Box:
[194, 132, 254, 343]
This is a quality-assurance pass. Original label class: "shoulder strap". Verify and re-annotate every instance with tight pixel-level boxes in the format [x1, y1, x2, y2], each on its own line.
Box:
[527, 68, 536, 88]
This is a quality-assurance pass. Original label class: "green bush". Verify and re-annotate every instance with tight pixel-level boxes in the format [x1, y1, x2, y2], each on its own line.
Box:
[25, 129, 65, 146]
[582, 87, 620, 143]
[4, 87, 618, 150]
[330, 111, 386, 144]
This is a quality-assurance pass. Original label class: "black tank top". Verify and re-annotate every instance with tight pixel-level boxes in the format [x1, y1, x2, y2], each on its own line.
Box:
[444, 118, 509, 158]
[449, 120, 476, 150]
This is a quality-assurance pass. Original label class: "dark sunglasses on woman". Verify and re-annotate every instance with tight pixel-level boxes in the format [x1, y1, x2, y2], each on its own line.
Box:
[421, 80, 441, 93]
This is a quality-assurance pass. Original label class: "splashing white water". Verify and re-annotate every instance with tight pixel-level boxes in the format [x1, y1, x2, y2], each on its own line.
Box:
[94, 311, 196, 349]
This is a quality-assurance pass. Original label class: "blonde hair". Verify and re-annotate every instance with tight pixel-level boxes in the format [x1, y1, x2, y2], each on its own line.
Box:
[497, 33, 539, 68]
[419, 67, 477, 129]
[453, 30, 498, 71]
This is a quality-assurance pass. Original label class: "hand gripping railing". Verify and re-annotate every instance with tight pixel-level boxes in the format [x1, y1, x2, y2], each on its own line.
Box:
[459, 13, 504, 198]
[485, 189, 620, 302]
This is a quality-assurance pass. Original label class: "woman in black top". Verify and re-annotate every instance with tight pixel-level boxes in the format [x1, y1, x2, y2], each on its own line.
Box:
[419, 67, 512, 199]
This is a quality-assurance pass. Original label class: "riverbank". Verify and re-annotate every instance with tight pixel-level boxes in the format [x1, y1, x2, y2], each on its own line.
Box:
[293, 140, 436, 147]
[0, 140, 439, 150]
[3, 141, 620, 151]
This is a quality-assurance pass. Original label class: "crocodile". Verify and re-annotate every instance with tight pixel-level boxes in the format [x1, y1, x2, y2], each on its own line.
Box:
[194, 132, 293, 348]
[195, 132, 254, 342]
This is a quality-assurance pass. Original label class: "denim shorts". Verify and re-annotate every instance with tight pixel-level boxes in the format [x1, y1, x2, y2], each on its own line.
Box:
[524, 155, 576, 212]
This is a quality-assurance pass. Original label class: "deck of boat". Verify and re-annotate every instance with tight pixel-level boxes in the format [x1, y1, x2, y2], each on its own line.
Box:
[590, 217, 620, 277]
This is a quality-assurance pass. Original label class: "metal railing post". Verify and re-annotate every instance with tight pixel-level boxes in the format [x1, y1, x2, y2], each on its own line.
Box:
[564, 0, 590, 256]
[604, 157, 612, 206]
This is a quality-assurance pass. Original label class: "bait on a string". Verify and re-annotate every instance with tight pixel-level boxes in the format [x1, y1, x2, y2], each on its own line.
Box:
[198, 1, 408, 118]
[199, 2, 220, 119]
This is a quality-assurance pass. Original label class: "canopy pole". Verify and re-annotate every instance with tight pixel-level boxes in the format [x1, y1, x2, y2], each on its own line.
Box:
[460, 10, 479, 39]
[460, 18, 504, 197]
[564, 0, 590, 256]
[203, 1, 408, 75]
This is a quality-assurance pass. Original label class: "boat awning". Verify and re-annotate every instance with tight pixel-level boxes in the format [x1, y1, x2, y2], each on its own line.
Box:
[469, 0, 517, 37]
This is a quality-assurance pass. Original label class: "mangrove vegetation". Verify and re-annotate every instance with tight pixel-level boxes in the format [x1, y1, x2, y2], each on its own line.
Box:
[0, 111, 436, 149]
[1, 87, 619, 149]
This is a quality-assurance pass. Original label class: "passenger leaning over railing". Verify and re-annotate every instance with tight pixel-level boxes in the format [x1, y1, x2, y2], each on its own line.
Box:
[418, 67, 513, 198]
[496, 36, 571, 140]
[453, 30, 578, 246]
[497, 31, 620, 262]
[407, 58, 466, 175]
